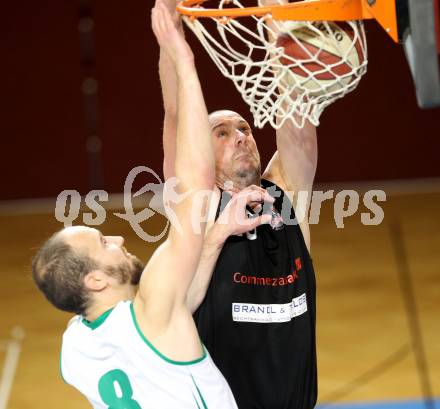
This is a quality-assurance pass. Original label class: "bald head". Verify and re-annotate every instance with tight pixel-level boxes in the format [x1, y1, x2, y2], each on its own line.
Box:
[209, 110, 243, 123]
[209, 110, 261, 190]
[32, 226, 145, 316]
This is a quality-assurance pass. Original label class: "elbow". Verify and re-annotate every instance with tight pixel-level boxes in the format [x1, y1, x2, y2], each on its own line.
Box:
[197, 165, 215, 188]
[199, 166, 215, 189]
[164, 108, 177, 122]
[175, 161, 215, 191]
[163, 160, 174, 181]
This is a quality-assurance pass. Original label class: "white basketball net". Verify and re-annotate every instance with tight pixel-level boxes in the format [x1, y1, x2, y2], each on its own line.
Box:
[182, 0, 368, 129]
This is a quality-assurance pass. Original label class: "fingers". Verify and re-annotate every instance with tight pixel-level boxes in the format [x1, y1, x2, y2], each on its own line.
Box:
[159, 2, 173, 34]
[226, 184, 264, 196]
[242, 213, 272, 231]
[152, 0, 193, 63]
[161, 0, 179, 12]
[151, 6, 158, 37]
[233, 186, 275, 205]
[151, 2, 166, 44]
[230, 185, 274, 200]
[234, 184, 265, 193]
[152, 0, 174, 44]
[217, 185, 278, 237]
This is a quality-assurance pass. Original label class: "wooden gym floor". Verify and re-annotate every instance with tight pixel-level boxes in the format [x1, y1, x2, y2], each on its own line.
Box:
[0, 188, 439, 408]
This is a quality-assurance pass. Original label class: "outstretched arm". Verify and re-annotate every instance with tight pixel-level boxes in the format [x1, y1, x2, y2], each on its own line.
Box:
[187, 186, 274, 313]
[156, 0, 226, 314]
[259, 0, 318, 251]
[160, 0, 182, 180]
[263, 120, 317, 251]
[133, 0, 214, 357]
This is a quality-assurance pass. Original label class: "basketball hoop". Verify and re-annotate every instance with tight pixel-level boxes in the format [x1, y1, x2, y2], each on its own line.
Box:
[177, 0, 369, 129]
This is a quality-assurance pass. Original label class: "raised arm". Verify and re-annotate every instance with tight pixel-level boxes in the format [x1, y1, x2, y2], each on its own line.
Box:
[156, 0, 229, 314]
[187, 186, 274, 313]
[263, 120, 317, 253]
[133, 0, 214, 354]
[259, 0, 318, 251]
[160, 0, 181, 180]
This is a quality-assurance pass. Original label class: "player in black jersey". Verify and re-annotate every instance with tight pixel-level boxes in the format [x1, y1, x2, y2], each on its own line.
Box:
[159, 2, 318, 408]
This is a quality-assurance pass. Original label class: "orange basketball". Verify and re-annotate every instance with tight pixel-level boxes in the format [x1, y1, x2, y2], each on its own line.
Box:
[275, 22, 365, 93]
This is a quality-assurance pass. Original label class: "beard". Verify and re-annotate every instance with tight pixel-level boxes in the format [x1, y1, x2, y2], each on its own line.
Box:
[233, 160, 261, 189]
[105, 256, 144, 286]
[129, 256, 144, 285]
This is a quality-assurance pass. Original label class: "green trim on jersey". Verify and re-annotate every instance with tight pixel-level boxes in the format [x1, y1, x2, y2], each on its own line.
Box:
[191, 374, 208, 409]
[192, 392, 202, 409]
[81, 308, 114, 330]
[129, 302, 207, 366]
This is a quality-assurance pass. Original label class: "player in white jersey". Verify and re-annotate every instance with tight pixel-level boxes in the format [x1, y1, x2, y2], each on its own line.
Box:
[31, 1, 269, 407]
[60, 301, 235, 408]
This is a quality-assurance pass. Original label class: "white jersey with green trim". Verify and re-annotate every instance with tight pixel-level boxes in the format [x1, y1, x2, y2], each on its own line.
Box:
[61, 300, 238, 409]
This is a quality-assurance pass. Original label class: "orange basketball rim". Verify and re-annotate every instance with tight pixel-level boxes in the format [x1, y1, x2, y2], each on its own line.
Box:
[177, 0, 400, 42]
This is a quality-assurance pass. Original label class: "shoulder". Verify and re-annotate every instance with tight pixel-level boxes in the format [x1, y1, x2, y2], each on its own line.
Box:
[66, 315, 80, 330]
[63, 301, 130, 338]
[262, 152, 290, 195]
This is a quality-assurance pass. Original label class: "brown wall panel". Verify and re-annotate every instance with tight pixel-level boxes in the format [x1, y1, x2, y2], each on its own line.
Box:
[1, 2, 439, 200]
[316, 21, 440, 182]
[94, 0, 163, 192]
[1, 1, 89, 200]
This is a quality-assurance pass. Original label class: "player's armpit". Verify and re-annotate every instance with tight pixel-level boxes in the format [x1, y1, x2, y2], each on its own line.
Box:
[141, 0, 213, 330]
[133, 236, 203, 327]
[263, 150, 314, 252]
[132, 285, 204, 362]
[268, 118, 318, 200]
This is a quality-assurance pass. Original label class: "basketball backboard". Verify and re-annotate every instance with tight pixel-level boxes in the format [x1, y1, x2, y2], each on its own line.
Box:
[396, 0, 440, 108]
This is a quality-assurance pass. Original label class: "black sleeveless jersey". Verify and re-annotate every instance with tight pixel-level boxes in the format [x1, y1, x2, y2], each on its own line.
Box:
[194, 180, 317, 409]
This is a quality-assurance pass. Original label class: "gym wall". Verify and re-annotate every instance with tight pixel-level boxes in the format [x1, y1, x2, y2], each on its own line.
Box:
[1, 0, 439, 200]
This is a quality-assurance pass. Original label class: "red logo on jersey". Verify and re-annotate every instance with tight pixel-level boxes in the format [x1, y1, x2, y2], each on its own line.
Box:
[232, 257, 303, 287]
